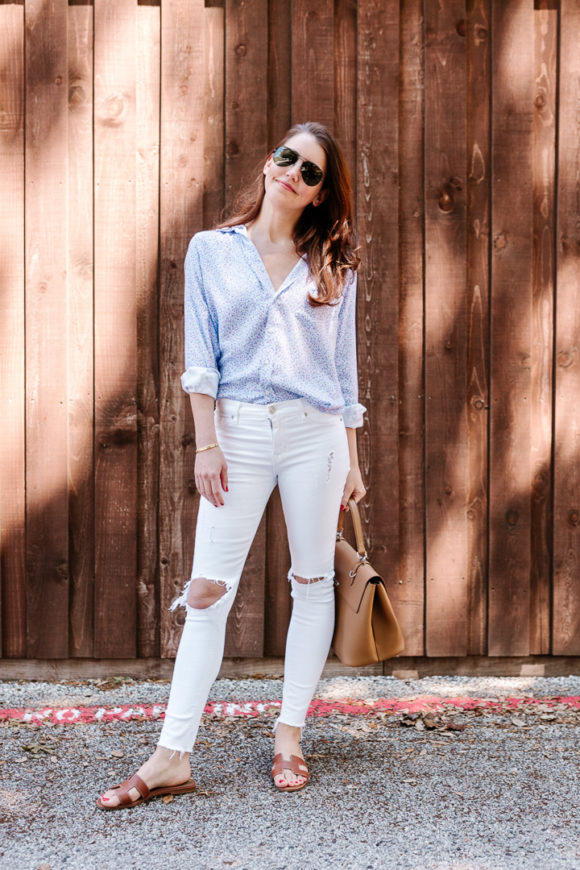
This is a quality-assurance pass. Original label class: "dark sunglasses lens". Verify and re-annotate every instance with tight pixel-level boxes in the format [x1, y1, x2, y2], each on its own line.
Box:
[272, 146, 298, 166]
[301, 164, 323, 187]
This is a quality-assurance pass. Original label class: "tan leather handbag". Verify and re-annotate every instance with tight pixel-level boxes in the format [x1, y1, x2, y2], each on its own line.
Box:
[333, 499, 405, 666]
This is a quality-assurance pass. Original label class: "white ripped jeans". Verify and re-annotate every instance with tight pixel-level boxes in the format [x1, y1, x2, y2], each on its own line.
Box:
[157, 397, 350, 755]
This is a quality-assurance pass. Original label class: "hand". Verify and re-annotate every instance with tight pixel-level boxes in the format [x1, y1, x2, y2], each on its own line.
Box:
[195, 447, 228, 507]
[341, 466, 366, 511]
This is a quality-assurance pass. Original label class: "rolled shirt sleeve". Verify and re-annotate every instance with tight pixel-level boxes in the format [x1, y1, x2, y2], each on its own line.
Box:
[181, 236, 220, 397]
[335, 270, 367, 428]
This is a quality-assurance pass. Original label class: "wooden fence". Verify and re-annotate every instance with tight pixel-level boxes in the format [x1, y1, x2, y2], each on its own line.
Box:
[0, 0, 578, 665]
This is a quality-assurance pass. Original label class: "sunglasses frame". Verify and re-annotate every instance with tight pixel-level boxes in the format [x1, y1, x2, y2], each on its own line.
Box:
[271, 145, 325, 187]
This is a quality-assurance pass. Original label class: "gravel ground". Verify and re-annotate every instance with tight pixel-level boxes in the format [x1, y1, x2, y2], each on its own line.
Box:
[1, 675, 579, 870]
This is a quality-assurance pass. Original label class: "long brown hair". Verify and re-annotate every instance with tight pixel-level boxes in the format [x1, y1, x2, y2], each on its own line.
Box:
[217, 122, 360, 306]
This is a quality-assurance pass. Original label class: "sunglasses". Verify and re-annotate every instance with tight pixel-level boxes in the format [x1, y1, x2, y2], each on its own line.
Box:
[272, 145, 325, 187]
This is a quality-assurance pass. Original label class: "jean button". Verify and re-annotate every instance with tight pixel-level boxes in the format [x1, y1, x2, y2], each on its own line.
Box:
[268, 406, 275, 415]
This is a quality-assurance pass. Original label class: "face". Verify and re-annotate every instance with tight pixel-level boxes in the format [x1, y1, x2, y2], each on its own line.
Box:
[263, 132, 328, 212]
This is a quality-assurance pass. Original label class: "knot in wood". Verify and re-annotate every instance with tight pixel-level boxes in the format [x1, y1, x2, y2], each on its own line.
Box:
[568, 510, 580, 528]
[444, 485, 452, 496]
[474, 25, 488, 42]
[557, 350, 574, 368]
[55, 75, 63, 86]
[506, 509, 519, 527]
[102, 95, 126, 127]
[444, 338, 453, 351]
[456, 19, 467, 37]
[235, 43, 247, 58]
[493, 232, 507, 250]
[226, 140, 239, 157]
[438, 189, 454, 213]
[471, 397, 486, 411]
[535, 92, 546, 109]
[69, 84, 85, 108]
[466, 508, 476, 521]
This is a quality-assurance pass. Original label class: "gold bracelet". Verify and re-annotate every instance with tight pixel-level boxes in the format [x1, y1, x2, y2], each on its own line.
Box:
[195, 442, 219, 454]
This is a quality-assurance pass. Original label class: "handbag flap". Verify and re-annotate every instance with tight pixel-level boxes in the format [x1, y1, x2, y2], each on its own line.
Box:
[335, 537, 383, 614]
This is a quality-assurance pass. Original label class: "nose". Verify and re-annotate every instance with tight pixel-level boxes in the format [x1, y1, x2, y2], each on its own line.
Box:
[285, 159, 302, 181]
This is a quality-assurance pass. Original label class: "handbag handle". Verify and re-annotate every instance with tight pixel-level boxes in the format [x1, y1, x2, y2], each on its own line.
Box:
[337, 498, 368, 559]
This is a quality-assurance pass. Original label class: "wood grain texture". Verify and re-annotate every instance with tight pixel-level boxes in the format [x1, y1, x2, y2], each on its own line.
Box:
[530, 2, 557, 654]
[398, 0, 425, 656]
[334, 0, 356, 175]
[136, 4, 160, 657]
[159, 0, 205, 658]
[24, 0, 69, 658]
[267, 0, 291, 146]
[465, 0, 491, 654]
[0, 4, 25, 656]
[93, 0, 138, 659]
[68, 5, 94, 657]
[203, 5, 225, 229]
[424, 0, 469, 656]
[291, 0, 334, 128]
[488, 0, 534, 656]
[222, 0, 269, 657]
[224, 0, 268, 207]
[552, 0, 580, 655]
[356, 0, 400, 608]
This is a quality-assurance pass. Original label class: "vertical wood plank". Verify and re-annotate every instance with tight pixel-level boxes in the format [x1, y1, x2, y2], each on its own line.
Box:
[263, 1, 292, 656]
[159, 0, 205, 657]
[553, 0, 580, 655]
[356, 0, 400, 609]
[223, 0, 269, 657]
[203, 5, 225, 228]
[224, 0, 268, 207]
[334, 0, 356, 174]
[267, 0, 291, 146]
[291, 0, 334, 129]
[424, 0, 469, 656]
[0, 4, 26, 656]
[93, 0, 137, 659]
[530, 1, 557, 653]
[25, 0, 69, 659]
[136, 2, 160, 657]
[68, 4, 94, 657]
[465, 0, 491, 654]
[488, 0, 534, 656]
[398, 0, 425, 655]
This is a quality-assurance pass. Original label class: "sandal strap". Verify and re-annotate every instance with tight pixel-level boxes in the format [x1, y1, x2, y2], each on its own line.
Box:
[271, 753, 309, 779]
[116, 773, 150, 806]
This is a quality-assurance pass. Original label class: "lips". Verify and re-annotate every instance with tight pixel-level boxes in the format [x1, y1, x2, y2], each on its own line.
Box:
[276, 179, 296, 193]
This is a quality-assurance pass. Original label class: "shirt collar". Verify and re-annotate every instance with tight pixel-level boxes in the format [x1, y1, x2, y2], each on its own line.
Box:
[216, 224, 246, 235]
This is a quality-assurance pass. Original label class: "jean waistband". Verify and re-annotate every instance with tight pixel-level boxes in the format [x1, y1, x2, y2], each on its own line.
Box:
[216, 397, 340, 423]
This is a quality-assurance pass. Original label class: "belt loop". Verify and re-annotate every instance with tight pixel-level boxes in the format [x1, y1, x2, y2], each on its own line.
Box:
[234, 401, 241, 424]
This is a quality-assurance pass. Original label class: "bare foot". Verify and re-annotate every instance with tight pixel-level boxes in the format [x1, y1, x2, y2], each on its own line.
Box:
[273, 722, 307, 789]
[98, 746, 191, 808]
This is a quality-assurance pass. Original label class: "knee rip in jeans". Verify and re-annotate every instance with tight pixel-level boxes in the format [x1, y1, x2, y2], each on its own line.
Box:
[168, 576, 236, 612]
[288, 569, 335, 600]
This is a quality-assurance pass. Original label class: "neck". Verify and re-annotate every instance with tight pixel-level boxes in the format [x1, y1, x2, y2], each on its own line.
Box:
[247, 196, 299, 244]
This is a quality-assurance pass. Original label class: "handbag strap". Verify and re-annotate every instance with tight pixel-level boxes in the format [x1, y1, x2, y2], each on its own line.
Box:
[337, 498, 368, 559]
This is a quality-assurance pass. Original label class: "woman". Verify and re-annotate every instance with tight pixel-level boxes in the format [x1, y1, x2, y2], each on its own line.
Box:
[97, 121, 366, 809]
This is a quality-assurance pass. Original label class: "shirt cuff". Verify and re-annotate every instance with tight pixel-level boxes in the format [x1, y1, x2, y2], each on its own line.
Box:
[181, 366, 219, 397]
[343, 402, 367, 428]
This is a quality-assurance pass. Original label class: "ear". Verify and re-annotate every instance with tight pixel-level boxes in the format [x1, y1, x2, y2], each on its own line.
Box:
[313, 189, 329, 207]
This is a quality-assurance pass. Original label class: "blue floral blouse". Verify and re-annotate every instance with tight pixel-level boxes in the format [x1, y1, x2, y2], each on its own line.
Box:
[181, 224, 366, 428]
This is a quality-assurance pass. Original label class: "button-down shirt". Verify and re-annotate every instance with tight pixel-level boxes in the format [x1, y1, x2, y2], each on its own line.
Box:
[181, 224, 366, 428]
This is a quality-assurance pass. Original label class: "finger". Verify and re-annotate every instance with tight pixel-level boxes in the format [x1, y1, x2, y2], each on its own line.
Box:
[220, 463, 229, 494]
[210, 478, 224, 507]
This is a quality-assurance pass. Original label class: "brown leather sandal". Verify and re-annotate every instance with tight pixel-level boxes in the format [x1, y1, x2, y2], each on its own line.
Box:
[96, 772, 196, 810]
[271, 753, 309, 793]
